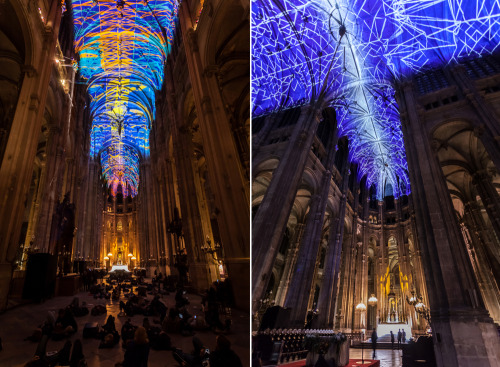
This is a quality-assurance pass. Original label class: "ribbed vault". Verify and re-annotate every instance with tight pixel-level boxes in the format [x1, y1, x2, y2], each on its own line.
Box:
[73, 0, 178, 196]
[252, 0, 500, 198]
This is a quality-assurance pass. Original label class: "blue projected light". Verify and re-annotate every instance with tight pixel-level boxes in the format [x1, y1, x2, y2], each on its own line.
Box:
[252, 0, 500, 198]
[73, 0, 178, 196]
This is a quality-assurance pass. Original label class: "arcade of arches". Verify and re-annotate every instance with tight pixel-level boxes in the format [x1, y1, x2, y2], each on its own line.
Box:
[252, 58, 500, 365]
[0, 0, 249, 312]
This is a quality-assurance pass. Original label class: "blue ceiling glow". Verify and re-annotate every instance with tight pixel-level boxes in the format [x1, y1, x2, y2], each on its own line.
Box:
[252, 0, 500, 199]
[73, 0, 178, 197]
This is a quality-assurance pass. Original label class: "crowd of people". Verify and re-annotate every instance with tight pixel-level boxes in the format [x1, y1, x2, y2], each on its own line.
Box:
[173, 335, 243, 367]
[16, 269, 242, 367]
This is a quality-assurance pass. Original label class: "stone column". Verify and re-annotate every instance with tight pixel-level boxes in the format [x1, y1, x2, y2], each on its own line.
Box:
[139, 162, 153, 265]
[24, 164, 45, 252]
[34, 124, 66, 253]
[315, 154, 349, 328]
[252, 105, 323, 314]
[471, 170, 500, 246]
[465, 201, 500, 282]
[283, 192, 324, 326]
[337, 232, 353, 330]
[192, 161, 218, 283]
[314, 209, 345, 328]
[172, 123, 211, 290]
[178, 3, 249, 309]
[395, 198, 410, 322]
[274, 223, 304, 306]
[462, 203, 500, 323]
[397, 81, 500, 367]
[408, 195, 430, 313]
[338, 202, 359, 331]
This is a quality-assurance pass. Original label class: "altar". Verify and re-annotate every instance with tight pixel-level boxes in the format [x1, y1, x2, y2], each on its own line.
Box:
[110, 264, 130, 272]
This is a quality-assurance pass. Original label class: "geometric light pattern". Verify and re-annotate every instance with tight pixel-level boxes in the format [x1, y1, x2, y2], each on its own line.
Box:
[252, 0, 500, 198]
[73, 0, 178, 196]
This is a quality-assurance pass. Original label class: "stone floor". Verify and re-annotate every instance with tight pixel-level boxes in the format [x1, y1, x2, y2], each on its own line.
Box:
[350, 348, 403, 367]
[0, 281, 250, 367]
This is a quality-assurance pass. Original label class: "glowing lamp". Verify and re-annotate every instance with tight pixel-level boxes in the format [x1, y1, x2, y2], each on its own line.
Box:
[104, 256, 109, 261]
[128, 253, 133, 257]
[415, 302, 426, 312]
[355, 302, 366, 311]
[107, 252, 113, 257]
[131, 256, 136, 260]
[368, 294, 378, 306]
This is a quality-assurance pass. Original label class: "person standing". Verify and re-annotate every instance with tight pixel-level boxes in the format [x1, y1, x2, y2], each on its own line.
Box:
[371, 329, 378, 357]
[403, 329, 406, 343]
[397, 329, 402, 349]
[390, 331, 395, 350]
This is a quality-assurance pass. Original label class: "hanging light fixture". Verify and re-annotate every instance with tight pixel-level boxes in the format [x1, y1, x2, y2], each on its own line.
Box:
[368, 294, 378, 306]
[355, 302, 367, 311]
[415, 302, 426, 312]
[104, 256, 109, 261]
[108, 252, 113, 257]
[407, 294, 418, 306]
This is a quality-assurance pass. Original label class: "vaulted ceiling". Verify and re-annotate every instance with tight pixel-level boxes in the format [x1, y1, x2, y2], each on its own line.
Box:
[252, 0, 500, 198]
[73, 0, 178, 196]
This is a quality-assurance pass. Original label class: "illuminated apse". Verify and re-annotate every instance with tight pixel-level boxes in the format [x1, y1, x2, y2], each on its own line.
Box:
[252, 0, 500, 199]
[72, 0, 178, 196]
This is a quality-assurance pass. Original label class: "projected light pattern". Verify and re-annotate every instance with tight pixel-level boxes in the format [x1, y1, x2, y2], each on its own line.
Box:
[252, 0, 500, 198]
[73, 0, 178, 196]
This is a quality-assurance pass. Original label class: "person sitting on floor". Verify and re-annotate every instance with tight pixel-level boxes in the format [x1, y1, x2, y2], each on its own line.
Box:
[162, 308, 182, 334]
[52, 308, 77, 340]
[150, 295, 168, 322]
[47, 339, 72, 366]
[121, 327, 150, 367]
[99, 315, 120, 348]
[189, 313, 208, 331]
[209, 335, 243, 367]
[175, 288, 189, 308]
[178, 306, 195, 336]
[69, 339, 86, 367]
[172, 336, 208, 367]
[25, 311, 56, 342]
[121, 319, 137, 344]
[69, 297, 89, 317]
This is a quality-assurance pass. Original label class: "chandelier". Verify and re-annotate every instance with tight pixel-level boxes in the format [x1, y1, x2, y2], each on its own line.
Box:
[368, 294, 378, 306]
[355, 302, 367, 311]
